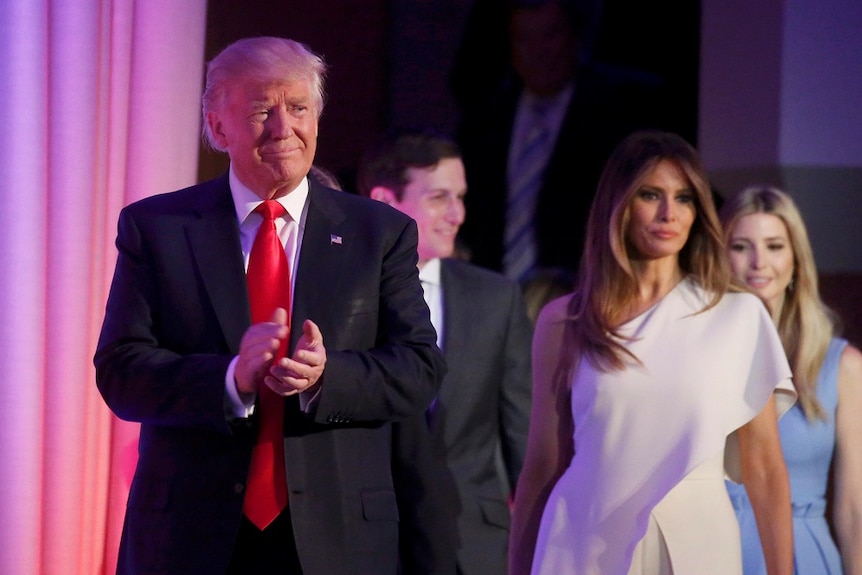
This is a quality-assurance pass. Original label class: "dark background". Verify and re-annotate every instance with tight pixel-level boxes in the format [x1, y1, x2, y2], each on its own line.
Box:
[198, 0, 701, 190]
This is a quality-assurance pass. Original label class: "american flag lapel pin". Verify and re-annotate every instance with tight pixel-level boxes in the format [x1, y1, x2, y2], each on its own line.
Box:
[330, 234, 343, 245]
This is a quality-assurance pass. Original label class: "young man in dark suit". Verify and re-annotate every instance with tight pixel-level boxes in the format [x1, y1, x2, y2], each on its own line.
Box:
[357, 129, 533, 575]
[94, 37, 447, 575]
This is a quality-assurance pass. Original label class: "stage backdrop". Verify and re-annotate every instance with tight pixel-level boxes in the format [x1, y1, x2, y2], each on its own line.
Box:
[0, 1, 206, 573]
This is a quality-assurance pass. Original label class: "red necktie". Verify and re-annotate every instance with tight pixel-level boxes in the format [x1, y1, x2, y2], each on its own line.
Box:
[243, 200, 291, 529]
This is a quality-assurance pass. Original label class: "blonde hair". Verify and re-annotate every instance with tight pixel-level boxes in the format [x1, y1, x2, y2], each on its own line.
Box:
[720, 186, 837, 420]
[201, 37, 328, 150]
[570, 130, 731, 371]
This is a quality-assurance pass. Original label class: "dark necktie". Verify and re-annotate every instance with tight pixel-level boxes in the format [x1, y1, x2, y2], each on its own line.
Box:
[243, 200, 291, 529]
[505, 102, 553, 282]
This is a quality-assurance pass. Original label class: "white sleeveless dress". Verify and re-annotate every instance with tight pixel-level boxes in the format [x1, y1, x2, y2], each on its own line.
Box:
[530, 278, 796, 575]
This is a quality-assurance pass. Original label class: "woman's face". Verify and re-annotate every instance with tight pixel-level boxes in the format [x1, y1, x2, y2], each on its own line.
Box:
[727, 213, 795, 315]
[625, 160, 697, 262]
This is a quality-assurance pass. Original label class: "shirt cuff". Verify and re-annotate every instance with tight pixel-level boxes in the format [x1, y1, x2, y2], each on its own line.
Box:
[224, 355, 255, 419]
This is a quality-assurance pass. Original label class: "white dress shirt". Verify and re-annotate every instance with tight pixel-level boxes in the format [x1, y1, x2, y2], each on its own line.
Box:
[418, 257, 444, 350]
[224, 167, 310, 418]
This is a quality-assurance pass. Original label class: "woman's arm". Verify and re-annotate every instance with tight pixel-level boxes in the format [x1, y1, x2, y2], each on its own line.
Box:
[508, 296, 575, 575]
[738, 394, 794, 575]
[834, 344, 862, 575]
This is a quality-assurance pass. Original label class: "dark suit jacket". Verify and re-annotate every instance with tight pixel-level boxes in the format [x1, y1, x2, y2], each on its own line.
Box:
[457, 62, 674, 276]
[393, 415, 458, 575]
[428, 258, 532, 575]
[94, 174, 447, 575]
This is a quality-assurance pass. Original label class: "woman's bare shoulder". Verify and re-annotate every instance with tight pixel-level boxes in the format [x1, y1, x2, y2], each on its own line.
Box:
[839, 343, 862, 387]
[536, 292, 574, 325]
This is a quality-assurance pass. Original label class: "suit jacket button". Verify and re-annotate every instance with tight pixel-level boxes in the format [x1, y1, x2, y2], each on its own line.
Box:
[233, 483, 244, 495]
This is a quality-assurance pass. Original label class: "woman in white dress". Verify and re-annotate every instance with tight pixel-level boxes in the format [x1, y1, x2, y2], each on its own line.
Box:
[509, 131, 797, 575]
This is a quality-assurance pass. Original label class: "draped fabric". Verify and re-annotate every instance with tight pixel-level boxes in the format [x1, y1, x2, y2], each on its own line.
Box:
[531, 278, 795, 574]
[727, 338, 847, 575]
[0, 2, 206, 573]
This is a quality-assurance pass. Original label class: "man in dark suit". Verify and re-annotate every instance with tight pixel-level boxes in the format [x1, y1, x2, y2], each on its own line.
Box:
[357, 129, 533, 575]
[456, 0, 675, 281]
[94, 37, 447, 575]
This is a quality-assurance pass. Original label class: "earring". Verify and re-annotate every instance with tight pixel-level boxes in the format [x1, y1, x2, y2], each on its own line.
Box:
[788, 277, 795, 292]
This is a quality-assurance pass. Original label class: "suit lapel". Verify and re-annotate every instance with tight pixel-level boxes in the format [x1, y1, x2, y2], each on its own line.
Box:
[185, 176, 250, 353]
[291, 181, 349, 349]
[439, 260, 468, 401]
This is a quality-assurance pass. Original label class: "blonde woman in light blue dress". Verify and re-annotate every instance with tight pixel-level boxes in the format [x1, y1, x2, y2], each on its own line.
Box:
[721, 186, 862, 575]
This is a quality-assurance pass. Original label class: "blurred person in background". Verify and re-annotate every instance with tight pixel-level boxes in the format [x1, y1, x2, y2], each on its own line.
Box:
[456, 0, 673, 283]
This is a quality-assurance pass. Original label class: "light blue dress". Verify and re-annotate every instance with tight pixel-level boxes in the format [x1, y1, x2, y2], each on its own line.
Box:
[726, 338, 847, 575]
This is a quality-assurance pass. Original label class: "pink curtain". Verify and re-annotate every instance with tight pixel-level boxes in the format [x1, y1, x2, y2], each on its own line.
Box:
[0, 1, 207, 573]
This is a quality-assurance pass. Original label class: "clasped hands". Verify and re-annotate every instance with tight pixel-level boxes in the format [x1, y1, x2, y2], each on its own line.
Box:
[235, 308, 327, 398]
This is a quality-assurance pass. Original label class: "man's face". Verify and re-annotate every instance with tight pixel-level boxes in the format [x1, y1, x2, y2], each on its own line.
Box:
[207, 76, 318, 199]
[510, 2, 580, 96]
[391, 158, 467, 267]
